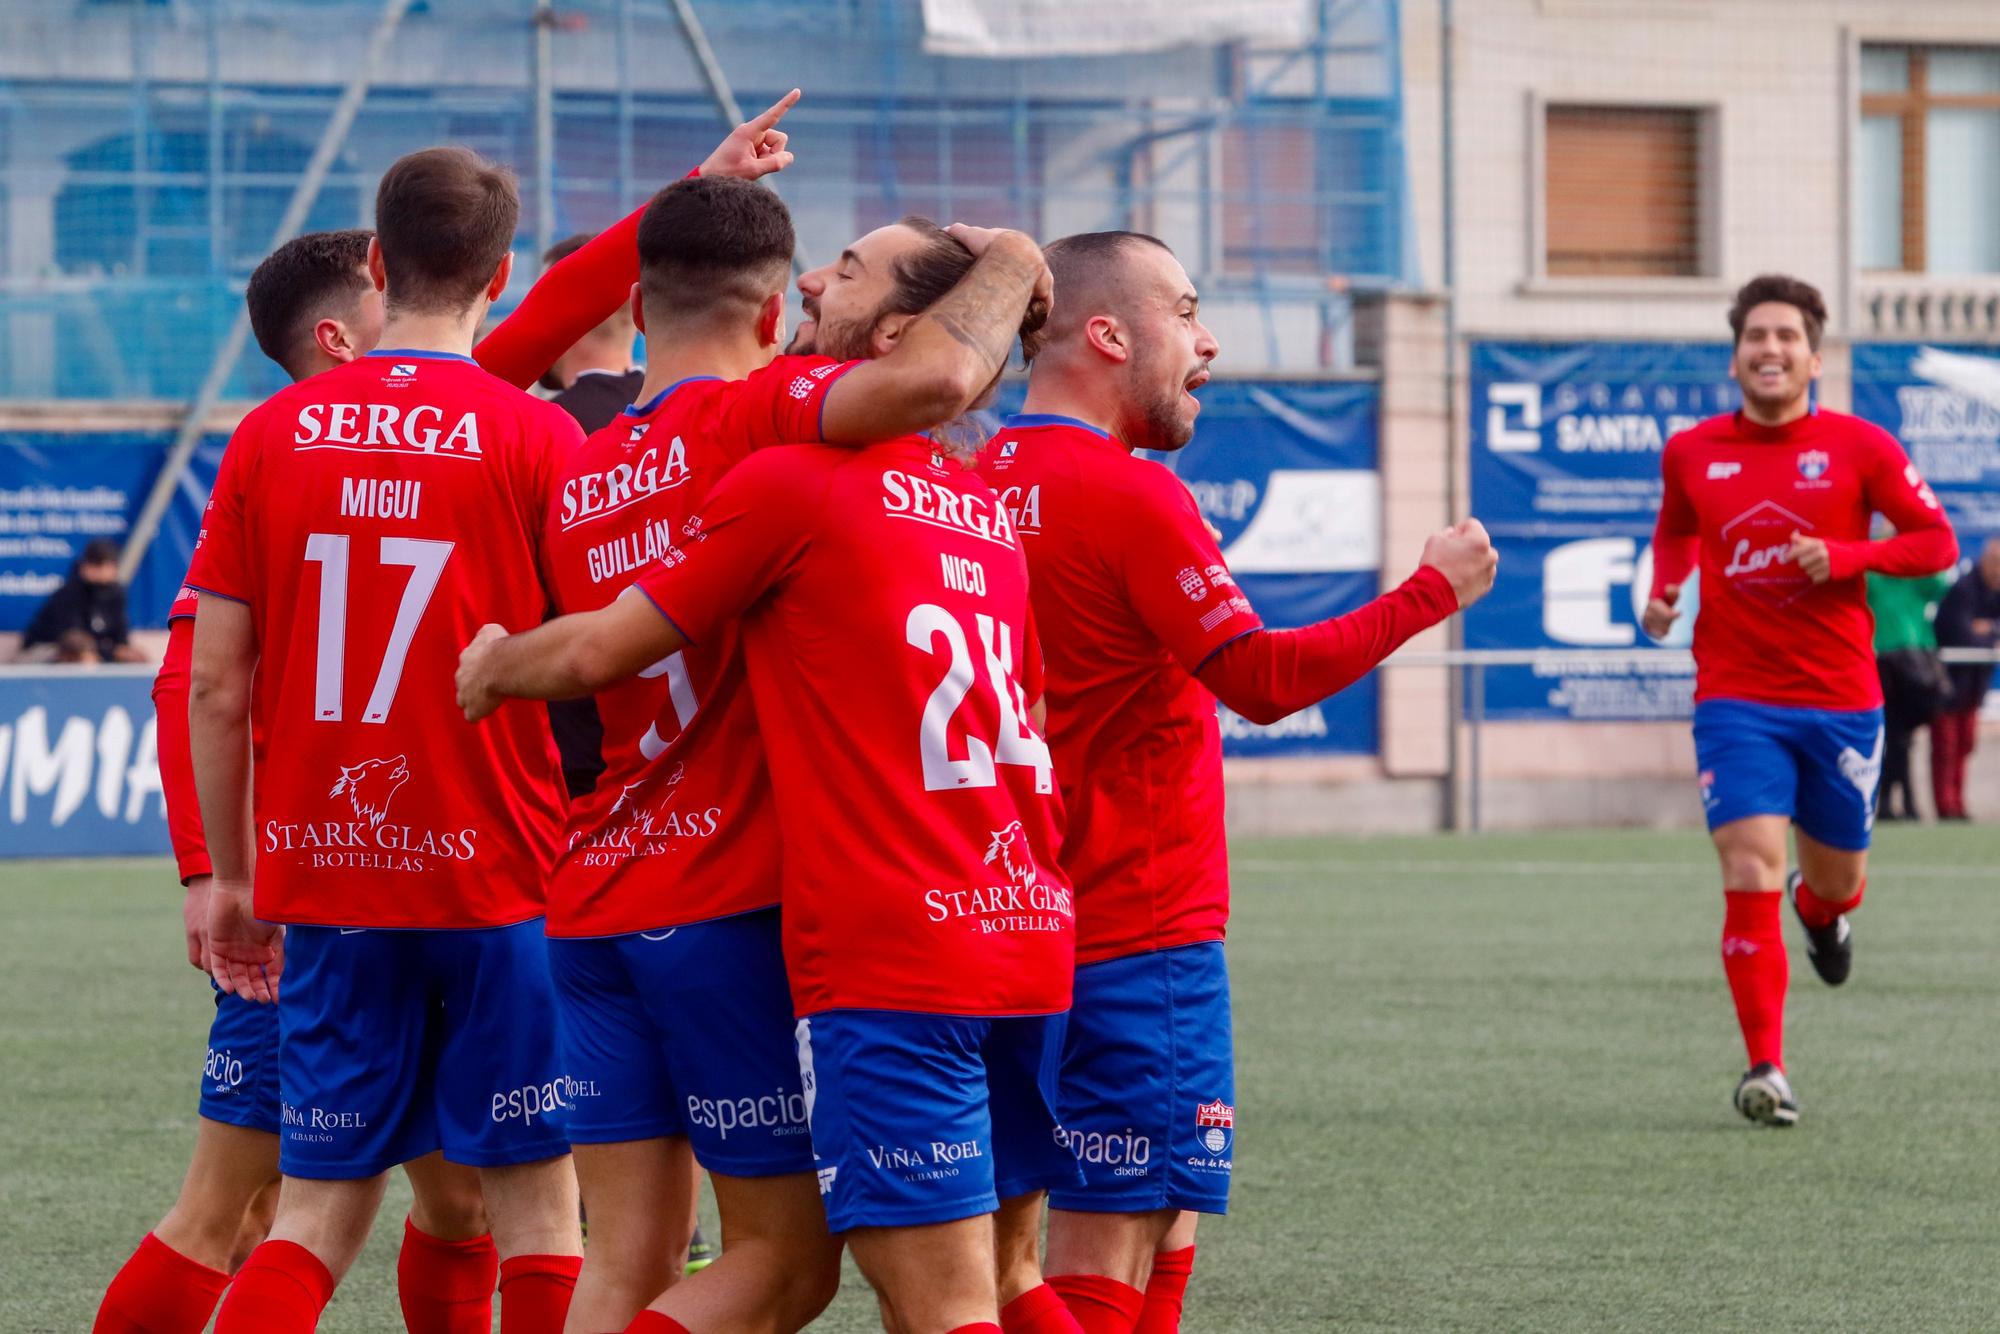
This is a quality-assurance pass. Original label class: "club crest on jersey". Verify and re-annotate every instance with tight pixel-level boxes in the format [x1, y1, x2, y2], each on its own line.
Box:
[1177, 566, 1207, 601]
[329, 755, 410, 829]
[983, 821, 1038, 889]
[1796, 450, 1830, 482]
[1194, 1099, 1235, 1155]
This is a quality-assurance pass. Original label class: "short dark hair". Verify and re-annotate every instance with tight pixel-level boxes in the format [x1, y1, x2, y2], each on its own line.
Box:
[81, 538, 120, 566]
[1728, 274, 1828, 350]
[878, 216, 1048, 353]
[542, 232, 592, 271]
[374, 146, 518, 315]
[637, 176, 796, 325]
[245, 229, 374, 379]
[1025, 230, 1173, 362]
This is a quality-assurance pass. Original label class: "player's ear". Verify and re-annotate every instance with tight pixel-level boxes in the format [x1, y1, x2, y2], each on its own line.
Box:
[484, 252, 514, 304]
[365, 237, 388, 293]
[871, 310, 916, 359]
[628, 281, 646, 336]
[315, 316, 359, 364]
[756, 291, 785, 349]
[1085, 314, 1129, 365]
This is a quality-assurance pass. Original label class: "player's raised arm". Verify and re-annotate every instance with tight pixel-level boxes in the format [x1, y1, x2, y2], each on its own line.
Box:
[1194, 520, 1491, 726]
[816, 223, 1051, 443]
[474, 89, 803, 389]
[457, 592, 687, 722]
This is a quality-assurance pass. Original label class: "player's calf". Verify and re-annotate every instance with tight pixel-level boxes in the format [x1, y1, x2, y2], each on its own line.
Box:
[850, 1215, 1004, 1334]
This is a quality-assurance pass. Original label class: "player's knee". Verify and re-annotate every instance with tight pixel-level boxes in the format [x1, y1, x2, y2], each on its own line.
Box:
[770, 1244, 843, 1330]
[1717, 849, 1780, 890]
[406, 1178, 488, 1240]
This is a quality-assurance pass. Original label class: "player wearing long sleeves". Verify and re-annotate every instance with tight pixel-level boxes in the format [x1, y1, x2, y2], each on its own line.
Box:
[456, 217, 1078, 1334]
[976, 231, 1496, 1334]
[99, 106, 797, 1334]
[1641, 274, 1956, 1127]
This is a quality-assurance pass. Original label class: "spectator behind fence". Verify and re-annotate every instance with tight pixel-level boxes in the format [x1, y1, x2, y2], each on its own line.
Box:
[19, 539, 149, 665]
[1868, 565, 1953, 821]
[1931, 537, 2000, 822]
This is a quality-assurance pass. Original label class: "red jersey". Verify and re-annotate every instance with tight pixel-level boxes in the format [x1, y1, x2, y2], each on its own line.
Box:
[152, 586, 209, 883]
[1651, 409, 1957, 711]
[637, 440, 1073, 1017]
[541, 357, 858, 937]
[187, 350, 578, 929]
[976, 415, 1262, 966]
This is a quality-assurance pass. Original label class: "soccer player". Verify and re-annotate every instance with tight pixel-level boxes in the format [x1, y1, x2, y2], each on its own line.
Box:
[977, 231, 1497, 1333]
[510, 179, 1073, 1334]
[183, 146, 632, 1334]
[1642, 274, 1956, 1126]
[538, 231, 646, 434]
[96, 101, 800, 1334]
[456, 220, 1075, 1334]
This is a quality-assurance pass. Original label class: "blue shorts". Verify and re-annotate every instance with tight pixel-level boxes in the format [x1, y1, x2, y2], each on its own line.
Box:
[199, 983, 282, 1135]
[548, 909, 814, 1177]
[277, 921, 570, 1179]
[1049, 941, 1235, 1216]
[797, 1009, 1081, 1232]
[1693, 699, 1884, 851]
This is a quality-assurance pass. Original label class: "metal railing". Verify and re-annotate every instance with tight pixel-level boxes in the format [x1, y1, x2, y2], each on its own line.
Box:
[1387, 646, 2000, 832]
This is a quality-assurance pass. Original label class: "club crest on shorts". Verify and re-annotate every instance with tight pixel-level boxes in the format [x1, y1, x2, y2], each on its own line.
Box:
[1194, 1098, 1235, 1155]
[329, 755, 410, 829]
[1796, 449, 1830, 482]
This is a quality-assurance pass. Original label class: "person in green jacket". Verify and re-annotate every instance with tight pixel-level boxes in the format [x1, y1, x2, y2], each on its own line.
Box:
[1868, 568, 1953, 820]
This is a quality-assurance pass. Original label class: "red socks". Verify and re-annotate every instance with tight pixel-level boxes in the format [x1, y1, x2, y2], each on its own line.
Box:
[212, 1240, 334, 1333]
[1721, 891, 1788, 1070]
[1133, 1245, 1196, 1334]
[1047, 1273, 1146, 1334]
[1003, 1282, 1088, 1333]
[397, 1218, 499, 1334]
[497, 1252, 583, 1334]
[624, 1312, 692, 1333]
[93, 1232, 231, 1334]
[1794, 877, 1863, 929]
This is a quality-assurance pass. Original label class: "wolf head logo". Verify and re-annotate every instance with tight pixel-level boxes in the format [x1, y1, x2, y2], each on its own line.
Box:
[982, 820, 1037, 888]
[329, 755, 410, 829]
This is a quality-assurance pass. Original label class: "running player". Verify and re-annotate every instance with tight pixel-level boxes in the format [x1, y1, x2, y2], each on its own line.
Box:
[456, 220, 1076, 1334]
[95, 100, 800, 1334]
[1642, 274, 1956, 1126]
[978, 231, 1496, 1333]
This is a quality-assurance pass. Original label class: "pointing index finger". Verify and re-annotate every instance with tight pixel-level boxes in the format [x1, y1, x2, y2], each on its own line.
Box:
[746, 88, 801, 135]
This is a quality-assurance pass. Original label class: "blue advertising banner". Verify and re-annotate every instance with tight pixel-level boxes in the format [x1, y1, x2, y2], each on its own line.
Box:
[1467, 342, 1739, 720]
[0, 430, 227, 634]
[993, 378, 1382, 755]
[0, 669, 170, 857]
[1851, 343, 2000, 546]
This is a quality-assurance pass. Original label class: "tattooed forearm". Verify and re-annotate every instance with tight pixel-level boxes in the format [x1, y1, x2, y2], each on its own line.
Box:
[923, 236, 1045, 377]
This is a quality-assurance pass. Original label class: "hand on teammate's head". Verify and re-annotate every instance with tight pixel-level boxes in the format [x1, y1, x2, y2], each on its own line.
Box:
[1420, 517, 1499, 609]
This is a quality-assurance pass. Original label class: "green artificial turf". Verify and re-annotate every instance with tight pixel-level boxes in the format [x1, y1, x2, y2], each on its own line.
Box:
[4, 825, 1996, 1331]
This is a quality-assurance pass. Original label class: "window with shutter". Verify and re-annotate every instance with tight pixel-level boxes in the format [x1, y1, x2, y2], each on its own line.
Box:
[1544, 106, 1703, 278]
